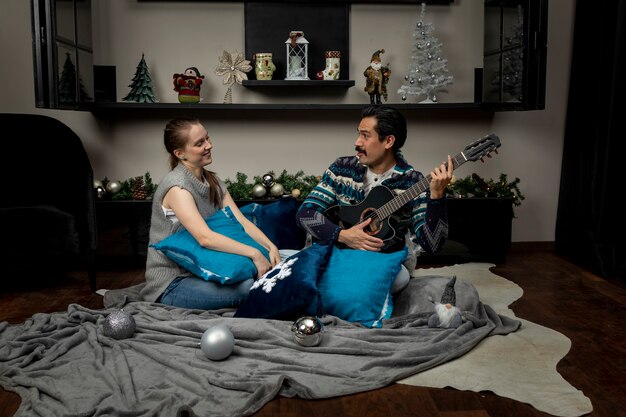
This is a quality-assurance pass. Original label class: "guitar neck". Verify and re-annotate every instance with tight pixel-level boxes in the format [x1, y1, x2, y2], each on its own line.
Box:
[375, 151, 467, 220]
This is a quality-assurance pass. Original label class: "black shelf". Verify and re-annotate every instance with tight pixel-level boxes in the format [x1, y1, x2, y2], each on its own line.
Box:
[83, 102, 484, 115]
[140, 1, 453, 3]
[242, 80, 355, 87]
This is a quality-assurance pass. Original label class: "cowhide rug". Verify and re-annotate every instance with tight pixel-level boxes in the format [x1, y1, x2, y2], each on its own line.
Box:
[399, 262, 593, 417]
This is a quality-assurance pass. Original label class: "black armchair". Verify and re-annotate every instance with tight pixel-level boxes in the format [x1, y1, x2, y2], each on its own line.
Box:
[0, 113, 98, 291]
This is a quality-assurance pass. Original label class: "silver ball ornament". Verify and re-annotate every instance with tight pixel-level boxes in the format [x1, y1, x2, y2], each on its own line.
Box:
[251, 184, 267, 198]
[270, 183, 285, 198]
[200, 324, 235, 360]
[103, 309, 136, 339]
[94, 179, 104, 189]
[291, 316, 324, 347]
[106, 180, 122, 195]
[262, 174, 275, 188]
[401, 95, 407, 101]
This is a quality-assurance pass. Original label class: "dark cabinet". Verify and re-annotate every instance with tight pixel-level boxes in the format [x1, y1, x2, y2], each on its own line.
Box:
[417, 198, 514, 264]
[244, 3, 351, 83]
[482, 0, 548, 110]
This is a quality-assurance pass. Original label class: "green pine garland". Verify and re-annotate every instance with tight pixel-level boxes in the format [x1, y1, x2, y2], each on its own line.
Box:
[225, 170, 320, 200]
[102, 171, 523, 216]
[447, 173, 525, 210]
[111, 172, 157, 200]
[225, 171, 525, 215]
[225, 172, 255, 200]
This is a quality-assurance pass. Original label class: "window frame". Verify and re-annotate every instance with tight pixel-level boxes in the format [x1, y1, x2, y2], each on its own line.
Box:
[482, 0, 548, 111]
[31, 0, 94, 109]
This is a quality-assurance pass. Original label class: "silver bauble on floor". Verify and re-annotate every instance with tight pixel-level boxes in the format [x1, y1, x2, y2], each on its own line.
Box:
[103, 309, 136, 339]
[200, 324, 235, 360]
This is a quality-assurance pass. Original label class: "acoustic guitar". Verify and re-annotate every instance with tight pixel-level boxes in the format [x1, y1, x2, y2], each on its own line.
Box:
[323, 133, 501, 253]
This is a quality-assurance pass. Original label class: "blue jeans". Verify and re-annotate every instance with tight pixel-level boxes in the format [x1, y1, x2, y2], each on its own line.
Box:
[159, 250, 294, 310]
[159, 276, 254, 310]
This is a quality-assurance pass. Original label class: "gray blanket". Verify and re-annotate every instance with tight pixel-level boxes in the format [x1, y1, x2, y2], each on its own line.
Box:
[0, 275, 520, 417]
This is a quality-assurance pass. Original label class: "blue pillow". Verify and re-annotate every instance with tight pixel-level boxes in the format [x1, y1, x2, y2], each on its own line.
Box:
[318, 247, 408, 328]
[151, 206, 269, 284]
[239, 197, 306, 250]
[234, 242, 333, 320]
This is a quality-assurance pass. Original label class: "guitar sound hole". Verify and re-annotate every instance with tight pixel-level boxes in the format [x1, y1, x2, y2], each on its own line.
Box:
[361, 208, 381, 235]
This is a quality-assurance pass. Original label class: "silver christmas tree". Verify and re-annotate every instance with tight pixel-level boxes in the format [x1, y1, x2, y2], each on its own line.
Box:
[397, 2, 454, 103]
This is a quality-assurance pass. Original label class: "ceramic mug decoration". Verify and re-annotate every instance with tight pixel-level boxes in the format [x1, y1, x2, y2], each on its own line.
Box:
[254, 53, 276, 80]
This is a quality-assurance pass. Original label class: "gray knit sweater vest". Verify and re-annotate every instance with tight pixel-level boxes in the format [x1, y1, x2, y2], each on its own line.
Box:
[140, 163, 224, 302]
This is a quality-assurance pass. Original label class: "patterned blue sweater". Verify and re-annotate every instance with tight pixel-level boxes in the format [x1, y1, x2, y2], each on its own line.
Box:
[296, 152, 449, 255]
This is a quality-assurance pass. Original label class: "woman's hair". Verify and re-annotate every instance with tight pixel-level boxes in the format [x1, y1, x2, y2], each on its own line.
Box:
[164, 118, 222, 207]
[361, 105, 407, 151]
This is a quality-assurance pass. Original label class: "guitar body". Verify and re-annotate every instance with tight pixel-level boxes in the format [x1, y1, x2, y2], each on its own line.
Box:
[324, 186, 407, 253]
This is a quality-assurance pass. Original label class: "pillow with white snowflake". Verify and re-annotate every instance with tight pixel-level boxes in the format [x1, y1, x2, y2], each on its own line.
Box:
[234, 242, 333, 320]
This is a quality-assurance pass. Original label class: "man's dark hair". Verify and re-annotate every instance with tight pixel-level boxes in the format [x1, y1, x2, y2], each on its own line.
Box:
[360, 105, 407, 151]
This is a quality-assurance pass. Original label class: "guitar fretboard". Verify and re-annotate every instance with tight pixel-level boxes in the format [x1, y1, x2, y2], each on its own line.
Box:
[372, 152, 467, 222]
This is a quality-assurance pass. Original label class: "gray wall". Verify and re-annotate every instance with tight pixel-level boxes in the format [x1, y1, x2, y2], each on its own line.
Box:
[0, 0, 575, 243]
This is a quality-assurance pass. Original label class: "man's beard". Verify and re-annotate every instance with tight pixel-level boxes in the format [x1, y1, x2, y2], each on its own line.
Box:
[435, 303, 461, 328]
[370, 61, 382, 71]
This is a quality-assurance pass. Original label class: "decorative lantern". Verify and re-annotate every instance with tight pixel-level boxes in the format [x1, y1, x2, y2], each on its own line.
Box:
[285, 31, 309, 80]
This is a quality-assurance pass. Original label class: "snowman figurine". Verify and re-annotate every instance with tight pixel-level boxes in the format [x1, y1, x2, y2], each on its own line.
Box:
[173, 67, 205, 103]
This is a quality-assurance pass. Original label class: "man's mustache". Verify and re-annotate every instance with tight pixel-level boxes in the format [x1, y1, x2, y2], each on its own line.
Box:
[355, 146, 366, 155]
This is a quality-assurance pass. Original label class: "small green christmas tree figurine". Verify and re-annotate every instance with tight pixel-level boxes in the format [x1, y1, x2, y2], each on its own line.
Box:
[397, 2, 454, 103]
[123, 53, 158, 103]
[58, 52, 92, 104]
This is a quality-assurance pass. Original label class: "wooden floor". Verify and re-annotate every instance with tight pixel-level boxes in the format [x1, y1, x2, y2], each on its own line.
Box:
[1, 246, 625, 417]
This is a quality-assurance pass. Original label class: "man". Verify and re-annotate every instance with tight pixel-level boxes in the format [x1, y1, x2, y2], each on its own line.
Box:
[296, 105, 453, 292]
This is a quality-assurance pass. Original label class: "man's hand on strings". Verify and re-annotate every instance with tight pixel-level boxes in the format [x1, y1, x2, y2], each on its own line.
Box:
[429, 154, 454, 199]
[338, 218, 385, 251]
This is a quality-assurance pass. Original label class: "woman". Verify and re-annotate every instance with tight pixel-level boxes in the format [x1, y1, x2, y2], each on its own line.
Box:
[140, 118, 281, 309]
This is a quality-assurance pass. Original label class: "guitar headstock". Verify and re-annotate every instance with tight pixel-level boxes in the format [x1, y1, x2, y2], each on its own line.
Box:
[463, 133, 501, 162]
